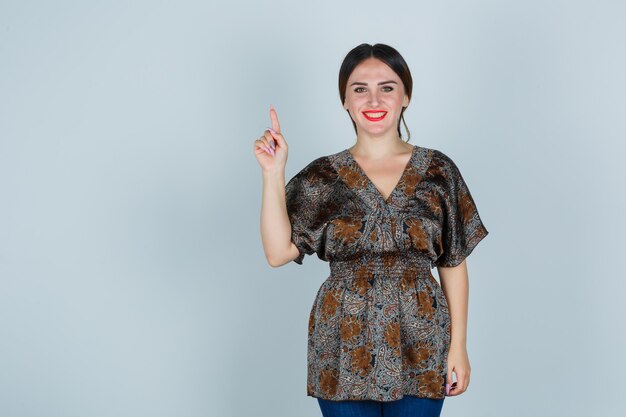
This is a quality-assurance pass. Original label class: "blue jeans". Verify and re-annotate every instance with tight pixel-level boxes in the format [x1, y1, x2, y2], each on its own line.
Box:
[317, 395, 445, 417]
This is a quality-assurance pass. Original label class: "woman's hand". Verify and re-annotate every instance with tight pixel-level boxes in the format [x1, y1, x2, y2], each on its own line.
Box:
[445, 345, 471, 396]
[254, 104, 288, 172]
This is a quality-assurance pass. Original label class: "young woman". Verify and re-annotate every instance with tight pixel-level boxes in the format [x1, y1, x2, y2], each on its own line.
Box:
[256, 43, 489, 417]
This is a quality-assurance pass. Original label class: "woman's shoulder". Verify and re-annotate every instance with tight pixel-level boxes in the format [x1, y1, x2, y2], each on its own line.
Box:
[418, 145, 454, 167]
[287, 152, 340, 188]
[417, 145, 465, 177]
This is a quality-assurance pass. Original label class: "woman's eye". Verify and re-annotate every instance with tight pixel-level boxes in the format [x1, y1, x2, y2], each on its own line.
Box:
[353, 86, 393, 93]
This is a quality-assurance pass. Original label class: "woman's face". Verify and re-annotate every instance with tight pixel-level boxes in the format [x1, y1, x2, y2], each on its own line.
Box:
[343, 57, 409, 137]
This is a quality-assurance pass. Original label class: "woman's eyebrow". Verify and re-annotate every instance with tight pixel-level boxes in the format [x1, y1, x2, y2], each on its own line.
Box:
[349, 80, 398, 87]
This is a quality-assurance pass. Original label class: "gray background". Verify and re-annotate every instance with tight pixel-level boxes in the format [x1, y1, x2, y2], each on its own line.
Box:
[1, 1, 624, 416]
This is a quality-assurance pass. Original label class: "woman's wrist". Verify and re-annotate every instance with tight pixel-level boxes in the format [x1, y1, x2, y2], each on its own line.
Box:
[262, 167, 285, 180]
[450, 338, 467, 350]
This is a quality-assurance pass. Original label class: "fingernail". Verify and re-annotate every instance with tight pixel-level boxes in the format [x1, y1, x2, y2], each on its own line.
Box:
[266, 126, 277, 135]
[445, 383, 450, 395]
[269, 139, 276, 149]
[263, 145, 272, 154]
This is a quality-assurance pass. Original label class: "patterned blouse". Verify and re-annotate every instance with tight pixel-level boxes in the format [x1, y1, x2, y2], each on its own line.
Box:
[284, 144, 489, 402]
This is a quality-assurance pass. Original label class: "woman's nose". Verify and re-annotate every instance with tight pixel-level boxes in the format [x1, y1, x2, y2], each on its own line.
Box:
[368, 91, 380, 105]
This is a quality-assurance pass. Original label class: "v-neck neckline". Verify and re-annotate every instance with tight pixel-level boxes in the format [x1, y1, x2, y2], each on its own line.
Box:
[344, 145, 418, 204]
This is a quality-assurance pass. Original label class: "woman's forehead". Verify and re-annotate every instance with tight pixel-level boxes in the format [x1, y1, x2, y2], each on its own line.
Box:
[349, 59, 399, 82]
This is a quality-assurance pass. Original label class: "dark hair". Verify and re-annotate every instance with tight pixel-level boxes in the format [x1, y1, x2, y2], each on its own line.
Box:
[338, 43, 413, 141]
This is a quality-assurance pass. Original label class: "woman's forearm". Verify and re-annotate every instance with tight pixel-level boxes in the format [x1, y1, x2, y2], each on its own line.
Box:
[438, 260, 469, 349]
[260, 167, 298, 266]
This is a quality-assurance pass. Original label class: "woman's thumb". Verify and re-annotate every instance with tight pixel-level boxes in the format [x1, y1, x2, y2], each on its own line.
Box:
[266, 127, 286, 149]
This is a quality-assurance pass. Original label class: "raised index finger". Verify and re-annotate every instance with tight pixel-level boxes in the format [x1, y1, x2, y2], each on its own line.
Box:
[269, 104, 281, 134]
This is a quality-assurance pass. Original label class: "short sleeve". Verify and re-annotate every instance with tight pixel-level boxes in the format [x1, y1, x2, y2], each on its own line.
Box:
[284, 158, 336, 265]
[435, 152, 489, 268]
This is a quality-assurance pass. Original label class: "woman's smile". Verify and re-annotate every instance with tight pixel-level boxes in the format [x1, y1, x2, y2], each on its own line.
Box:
[362, 110, 387, 121]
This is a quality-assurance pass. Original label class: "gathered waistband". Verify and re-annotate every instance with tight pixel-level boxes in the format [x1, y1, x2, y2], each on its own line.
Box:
[328, 252, 433, 281]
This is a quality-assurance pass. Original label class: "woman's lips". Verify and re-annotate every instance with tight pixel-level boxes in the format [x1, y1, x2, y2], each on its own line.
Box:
[362, 111, 387, 121]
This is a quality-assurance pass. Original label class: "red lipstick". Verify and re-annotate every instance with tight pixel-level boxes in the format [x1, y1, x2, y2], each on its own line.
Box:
[362, 110, 387, 122]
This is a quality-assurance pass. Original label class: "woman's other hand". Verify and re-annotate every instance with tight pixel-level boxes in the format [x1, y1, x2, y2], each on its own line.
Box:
[445, 344, 471, 396]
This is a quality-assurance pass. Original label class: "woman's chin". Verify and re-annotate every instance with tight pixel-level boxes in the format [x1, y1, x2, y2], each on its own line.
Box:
[357, 124, 395, 136]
